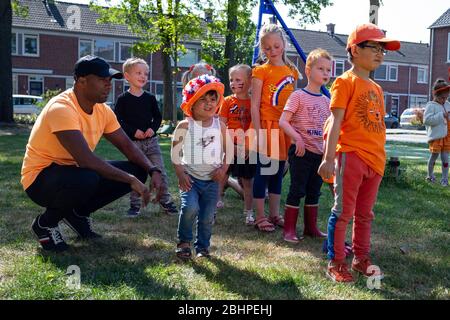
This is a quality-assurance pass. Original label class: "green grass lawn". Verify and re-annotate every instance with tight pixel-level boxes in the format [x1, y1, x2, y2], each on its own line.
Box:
[0, 126, 448, 300]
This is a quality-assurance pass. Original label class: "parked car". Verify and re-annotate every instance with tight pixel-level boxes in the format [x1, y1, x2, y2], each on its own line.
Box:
[13, 94, 42, 115]
[400, 108, 425, 128]
[384, 114, 399, 128]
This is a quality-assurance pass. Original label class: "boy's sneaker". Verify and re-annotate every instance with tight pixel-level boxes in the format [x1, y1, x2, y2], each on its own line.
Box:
[160, 201, 178, 216]
[351, 257, 384, 279]
[326, 260, 354, 283]
[127, 206, 140, 218]
[196, 249, 211, 258]
[440, 178, 448, 187]
[63, 210, 102, 239]
[31, 215, 69, 252]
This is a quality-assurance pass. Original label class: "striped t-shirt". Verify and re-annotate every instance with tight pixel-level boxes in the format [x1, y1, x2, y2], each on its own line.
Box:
[283, 88, 331, 155]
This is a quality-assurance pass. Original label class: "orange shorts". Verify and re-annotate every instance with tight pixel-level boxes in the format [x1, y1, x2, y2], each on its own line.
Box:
[429, 128, 450, 153]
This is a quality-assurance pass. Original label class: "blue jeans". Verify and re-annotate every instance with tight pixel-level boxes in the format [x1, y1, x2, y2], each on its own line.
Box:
[177, 176, 218, 253]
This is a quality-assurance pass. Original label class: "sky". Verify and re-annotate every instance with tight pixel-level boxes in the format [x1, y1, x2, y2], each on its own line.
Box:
[59, 0, 449, 44]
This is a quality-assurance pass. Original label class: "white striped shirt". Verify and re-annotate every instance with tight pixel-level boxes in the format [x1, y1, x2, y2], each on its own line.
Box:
[283, 89, 330, 155]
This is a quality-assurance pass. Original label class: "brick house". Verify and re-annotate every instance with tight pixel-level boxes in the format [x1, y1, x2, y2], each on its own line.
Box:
[12, 1, 430, 117]
[12, 0, 202, 107]
[289, 24, 430, 116]
[429, 8, 450, 96]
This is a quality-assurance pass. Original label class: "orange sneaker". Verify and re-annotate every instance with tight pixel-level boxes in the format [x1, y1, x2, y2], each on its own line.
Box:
[326, 261, 354, 283]
[351, 257, 384, 279]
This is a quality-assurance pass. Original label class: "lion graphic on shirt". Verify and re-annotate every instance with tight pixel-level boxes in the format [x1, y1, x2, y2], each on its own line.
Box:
[355, 90, 385, 133]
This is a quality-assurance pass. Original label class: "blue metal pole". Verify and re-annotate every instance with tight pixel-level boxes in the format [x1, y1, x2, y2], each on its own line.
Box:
[252, 0, 265, 64]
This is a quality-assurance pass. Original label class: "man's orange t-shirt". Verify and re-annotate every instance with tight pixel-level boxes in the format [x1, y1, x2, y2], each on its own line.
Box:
[330, 70, 386, 176]
[252, 64, 300, 121]
[21, 88, 121, 190]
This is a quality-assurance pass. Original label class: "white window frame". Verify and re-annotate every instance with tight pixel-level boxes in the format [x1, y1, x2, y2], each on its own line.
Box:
[11, 32, 18, 55]
[12, 74, 18, 94]
[389, 65, 398, 82]
[79, 39, 93, 58]
[28, 75, 44, 96]
[374, 64, 398, 82]
[172, 48, 198, 68]
[94, 38, 115, 62]
[119, 42, 133, 62]
[409, 95, 428, 108]
[23, 34, 39, 57]
[448, 32, 450, 63]
[333, 59, 345, 77]
[417, 67, 428, 84]
[391, 95, 400, 115]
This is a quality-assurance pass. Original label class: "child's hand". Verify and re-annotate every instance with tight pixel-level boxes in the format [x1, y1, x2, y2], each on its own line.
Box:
[176, 170, 192, 192]
[211, 167, 228, 183]
[134, 129, 145, 140]
[318, 159, 335, 181]
[144, 128, 155, 138]
[294, 137, 305, 157]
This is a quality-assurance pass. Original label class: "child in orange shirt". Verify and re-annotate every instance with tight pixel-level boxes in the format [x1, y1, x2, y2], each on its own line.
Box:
[250, 24, 301, 232]
[318, 23, 400, 283]
[218, 64, 256, 225]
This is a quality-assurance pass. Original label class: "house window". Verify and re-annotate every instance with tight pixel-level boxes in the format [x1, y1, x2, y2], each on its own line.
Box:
[417, 67, 428, 84]
[389, 65, 398, 81]
[374, 64, 397, 81]
[79, 39, 93, 58]
[13, 74, 18, 94]
[333, 60, 345, 77]
[172, 48, 198, 67]
[120, 43, 132, 61]
[23, 34, 39, 56]
[409, 96, 428, 108]
[66, 77, 74, 89]
[94, 39, 115, 61]
[29, 76, 43, 96]
[374, 64, 387, 80]
[448, 32, 450, 62]
[12, 33, 17, 55]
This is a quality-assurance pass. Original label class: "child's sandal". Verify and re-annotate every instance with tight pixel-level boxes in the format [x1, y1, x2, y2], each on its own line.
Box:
[268, 215, 284, 227]
[254, 217, 275, 232]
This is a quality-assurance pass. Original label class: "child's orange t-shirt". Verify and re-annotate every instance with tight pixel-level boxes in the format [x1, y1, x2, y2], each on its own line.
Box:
[219, 96, 252, 131]
[330, 70, 386, 176]
[252, 64, 300, 121]
[21, 89, 121, 190]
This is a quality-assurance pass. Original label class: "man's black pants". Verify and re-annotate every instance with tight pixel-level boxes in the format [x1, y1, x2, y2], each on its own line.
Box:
[25, 161, 147, 226]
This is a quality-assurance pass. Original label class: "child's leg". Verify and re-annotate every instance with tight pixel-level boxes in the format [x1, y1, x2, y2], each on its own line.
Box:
[195, 181, 219, 253]
[427, 152, 439, 181]
[177, 180, 199, 245]
[146, 137, 172, 204]
[216, 173, 229, 208]
[352, 172, 382, 260]
[440, 151, 449, 184]
[253, 155, 269, 220]
[327, 153, 364, 262]
[267, 160, 286, 219]
[242, 178, 253, 211]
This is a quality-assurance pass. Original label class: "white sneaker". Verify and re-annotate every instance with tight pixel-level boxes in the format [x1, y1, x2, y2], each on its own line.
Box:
[244, 210, 255, 225]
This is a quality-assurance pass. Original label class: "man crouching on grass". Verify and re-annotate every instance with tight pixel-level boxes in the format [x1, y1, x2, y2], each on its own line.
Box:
[20, 55, 162, 252]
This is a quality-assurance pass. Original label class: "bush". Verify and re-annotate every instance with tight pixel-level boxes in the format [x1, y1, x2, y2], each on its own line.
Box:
[14, 114, 38, 125]
[37, 89, 62, 109]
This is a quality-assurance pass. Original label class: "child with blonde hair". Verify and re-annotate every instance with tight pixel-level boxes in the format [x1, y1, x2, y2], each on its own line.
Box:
[218, 64, 256, 225]
[250, 23, 301, 232]
[181, 62, 216, 86]
[279, 48, 332, 243]
[115, 57, 177, 216]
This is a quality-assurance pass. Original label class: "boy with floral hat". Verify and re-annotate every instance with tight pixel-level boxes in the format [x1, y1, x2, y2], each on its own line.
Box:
[318, 23, 400, 282]
[171, 74, 232, 259]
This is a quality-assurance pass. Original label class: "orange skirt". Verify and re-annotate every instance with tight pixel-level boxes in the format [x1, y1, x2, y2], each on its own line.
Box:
[248, 120, 291, 161]
[429, 123, 450, 153]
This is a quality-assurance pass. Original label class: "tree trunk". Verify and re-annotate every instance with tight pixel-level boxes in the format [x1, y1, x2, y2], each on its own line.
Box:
[0, 1, 14, 123]
[223, 0, 238, 96]
[161, 50, 174, 121]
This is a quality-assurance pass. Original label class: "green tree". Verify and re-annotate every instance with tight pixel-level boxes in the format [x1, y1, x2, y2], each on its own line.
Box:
[0, 1, 28, 123]
[200, 0, 333, 95]
[92, 0, 203, 122]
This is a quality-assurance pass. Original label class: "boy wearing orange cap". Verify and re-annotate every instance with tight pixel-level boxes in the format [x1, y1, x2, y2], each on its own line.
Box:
[171, 74, 231, 260]
[318, 23, 400, 282]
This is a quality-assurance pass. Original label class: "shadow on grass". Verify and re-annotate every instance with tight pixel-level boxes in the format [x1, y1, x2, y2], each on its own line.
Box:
[191, 256, 303, 300]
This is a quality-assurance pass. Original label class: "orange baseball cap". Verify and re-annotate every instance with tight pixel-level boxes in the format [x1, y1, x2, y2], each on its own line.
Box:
[346, 23, 400, 51]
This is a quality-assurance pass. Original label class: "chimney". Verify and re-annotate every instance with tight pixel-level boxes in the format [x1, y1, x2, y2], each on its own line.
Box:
[326, 23, 335, 37]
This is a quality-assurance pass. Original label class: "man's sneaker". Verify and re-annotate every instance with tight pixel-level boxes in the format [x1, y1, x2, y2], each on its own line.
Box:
[127, 206, 140, 218]
[351, 257, 384, 279]
[63, 210, 102, 239]
[326, 260, 354, 283]
[31, 215, 69, 252]
[160, 201, 178, 216]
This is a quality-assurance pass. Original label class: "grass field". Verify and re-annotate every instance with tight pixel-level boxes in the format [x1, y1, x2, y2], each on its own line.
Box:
[0, 125, 448, 300]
